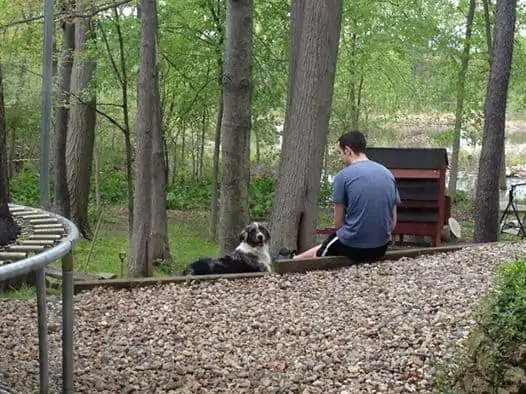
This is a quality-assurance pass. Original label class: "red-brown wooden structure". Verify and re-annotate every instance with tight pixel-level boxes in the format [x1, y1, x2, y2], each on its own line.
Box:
[316, 147, 450, 247]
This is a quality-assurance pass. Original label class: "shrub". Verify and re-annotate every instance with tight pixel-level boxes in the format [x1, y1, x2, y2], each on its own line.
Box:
[435, 255, 526, 393]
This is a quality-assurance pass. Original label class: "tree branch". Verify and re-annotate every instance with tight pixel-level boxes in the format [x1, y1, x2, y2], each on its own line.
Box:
[0, 0, 133, 30]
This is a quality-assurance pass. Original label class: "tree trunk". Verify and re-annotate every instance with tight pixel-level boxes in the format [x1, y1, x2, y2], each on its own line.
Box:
[218, 0, 253, 255]
[482, 0, 506, 190]
[448, 0, 476, 196]
[209, 90, 223, 242]
[150, 33, 173, 266]
[113, 6, 134, 232]
[474, 0, 517, 242]
[8, 63, 27, 179]
[269, 0, 343, 255]
[0, 63, 20, 246]
[129, 0, 157, 277]
[66, 0, 97, 238]
[54, 13, 75, 218]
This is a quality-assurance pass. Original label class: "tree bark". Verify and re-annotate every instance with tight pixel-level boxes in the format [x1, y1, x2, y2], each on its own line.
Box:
[0, 63, 20, 246]
[448, 0, 476, 196]
[129, 0, 157, 277]
[209, 89, 223, 242]
[218, 0, 253, 255]
[66, 0, 97, 238]
[54, 11, 75, 218]
[474, 0, 517, 242]
[150, 38, 173, 266]
[269, 0, 343, 255]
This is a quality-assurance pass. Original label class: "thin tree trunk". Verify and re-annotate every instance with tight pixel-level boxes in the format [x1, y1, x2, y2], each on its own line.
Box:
[0, 62, 20, 246]
[94, 139, 101, 216]
[209, 90, 223, 242]
[150, 28, 173, 266]
[54, 12, 74, 218]
[218, 0, 253, 254]
[113, 6, 135, 231]
[66, 0, 97, 238]
[474, 0, 517, 242]
[448, 0, 476, 196]
[129, 0, 157, 277]
[8, 63, 27, 179]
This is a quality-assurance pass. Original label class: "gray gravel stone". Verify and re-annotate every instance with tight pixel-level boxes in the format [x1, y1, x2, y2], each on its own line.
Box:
[0, 242, 524, 393]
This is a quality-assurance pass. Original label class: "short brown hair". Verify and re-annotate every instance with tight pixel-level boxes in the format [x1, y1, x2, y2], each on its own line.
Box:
[338, 130, 366, 153]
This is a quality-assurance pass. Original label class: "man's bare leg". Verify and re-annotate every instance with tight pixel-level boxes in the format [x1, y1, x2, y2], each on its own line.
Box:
[293, 244, 322, 260]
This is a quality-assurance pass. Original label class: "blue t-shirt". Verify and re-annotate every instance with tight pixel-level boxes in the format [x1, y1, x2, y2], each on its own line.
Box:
[332, 160, 401, 248]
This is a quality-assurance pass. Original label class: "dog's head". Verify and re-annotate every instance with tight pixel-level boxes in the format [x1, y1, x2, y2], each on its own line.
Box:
[239, 222, 271, 248]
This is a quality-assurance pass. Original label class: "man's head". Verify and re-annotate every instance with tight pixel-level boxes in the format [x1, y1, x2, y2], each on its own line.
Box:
[336, 130, 367, 166]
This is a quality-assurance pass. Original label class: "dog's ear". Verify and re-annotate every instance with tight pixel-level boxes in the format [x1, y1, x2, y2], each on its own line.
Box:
[239, 227, 248, 242]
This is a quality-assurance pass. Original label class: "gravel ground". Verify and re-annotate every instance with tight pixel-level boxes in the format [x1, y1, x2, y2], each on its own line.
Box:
[1, 242, 525, 394]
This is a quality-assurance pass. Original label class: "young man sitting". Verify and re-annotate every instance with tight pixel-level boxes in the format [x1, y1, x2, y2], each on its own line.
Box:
[281, 130, 400, 262]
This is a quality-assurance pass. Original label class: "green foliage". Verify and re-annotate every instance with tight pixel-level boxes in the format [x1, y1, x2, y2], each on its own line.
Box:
[9, 167, 41, 206]
[435, 255, 526, 393]
[166, 180, 212, 211]
[249, 176, 275, 219]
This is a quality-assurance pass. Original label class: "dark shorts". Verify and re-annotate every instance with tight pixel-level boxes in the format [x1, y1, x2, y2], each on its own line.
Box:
[316, 232, 388, 262]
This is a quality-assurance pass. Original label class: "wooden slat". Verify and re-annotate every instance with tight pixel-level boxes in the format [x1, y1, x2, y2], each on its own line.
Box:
[29, 234, 62, 240]
[18, 213, 50, 219]
[8, 206, 30, 212]
[7, 245, 46, 253]
[33, 224, 64, 230]
[33, 228, 65, 235]
[389, 169, 440, 179]
[30, 218, 59, 224]
[0, 252, 27, 261]
[19, 240, 55, 246]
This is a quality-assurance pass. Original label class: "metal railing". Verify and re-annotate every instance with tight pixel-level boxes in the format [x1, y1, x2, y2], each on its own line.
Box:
[0, 204, 81, 394]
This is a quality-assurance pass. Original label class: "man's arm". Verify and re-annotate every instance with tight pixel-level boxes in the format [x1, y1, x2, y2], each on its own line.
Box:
[333, 204, 345, 229]
[331, 173, 346, 229]
[391, 205, 397, 232]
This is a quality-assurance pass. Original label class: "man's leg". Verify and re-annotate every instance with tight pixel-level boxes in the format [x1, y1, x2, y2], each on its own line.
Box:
[291, 232, 339, 260]
[292, 244, 321, 260]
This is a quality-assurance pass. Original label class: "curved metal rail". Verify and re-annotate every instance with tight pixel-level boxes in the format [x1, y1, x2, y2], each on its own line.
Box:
[1, 204, 80, 394]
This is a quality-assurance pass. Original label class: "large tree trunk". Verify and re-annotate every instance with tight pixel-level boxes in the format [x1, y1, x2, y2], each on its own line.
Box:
[448, 0, 476, 196]
[0, 63, 20, 246]
[129, 0, 157, 277]
[474, 0, 517, 242]
[54, 11, 75, 218]
[268, 0, 343, 255]
[66, 0, 97, 238]
[218, 0, 253, 255]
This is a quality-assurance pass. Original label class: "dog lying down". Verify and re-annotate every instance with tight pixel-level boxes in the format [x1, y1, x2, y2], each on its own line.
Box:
[182, 222, 272, 275]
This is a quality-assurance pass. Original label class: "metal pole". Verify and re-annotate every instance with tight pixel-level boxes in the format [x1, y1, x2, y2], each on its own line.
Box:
[40, 0, 54, 210]
[36, 268, 49, 394]
[61, 252, 74, 394]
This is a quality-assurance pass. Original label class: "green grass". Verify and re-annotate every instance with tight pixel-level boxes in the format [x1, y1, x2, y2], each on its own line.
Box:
[69, 208, 218, 276]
